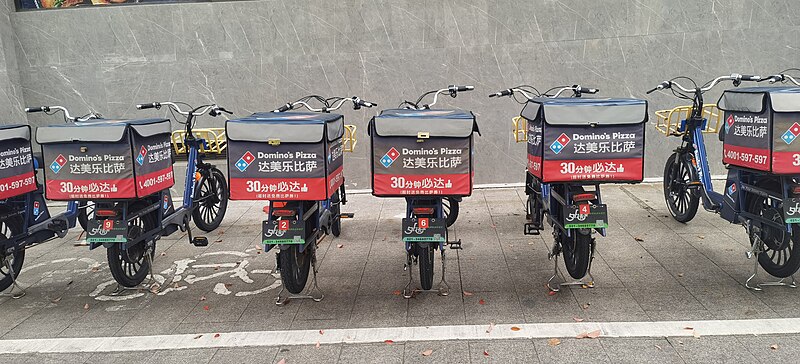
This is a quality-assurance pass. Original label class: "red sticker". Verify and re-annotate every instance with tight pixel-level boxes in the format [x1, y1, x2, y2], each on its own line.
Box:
[278, 220, 289, 231]
[103, 219, 114, 230]
[419, 218, 429, 229]
[579, 204, 590, 215]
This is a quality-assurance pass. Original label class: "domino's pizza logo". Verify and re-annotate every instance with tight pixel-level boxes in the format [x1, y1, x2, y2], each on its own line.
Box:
[136, 145, 147, 165]
[236, 151, 255, 172]
[727, 183, 737, 197]
[50, 154, 67, 174]
[725, 114, 734, 133]
[781, 122, 800, 145]
[549, 133, 571, 154]
[380, 147, 400, 168]
[163, 194, 170, 210]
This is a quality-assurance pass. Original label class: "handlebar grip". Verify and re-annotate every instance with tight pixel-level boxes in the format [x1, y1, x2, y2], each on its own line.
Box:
[577, 87, 599, 94]
[217, 106, 233, 115]
[489, 89, 512, 98]
[275, 103, 292, 113]
[458, 85, 474, 92]
[741, 75, 761, 81]
[358, 100, 377, 108]
[24, 106, 47, 113]
[645, 87, 659, 94]
[136, 102, 159, 110]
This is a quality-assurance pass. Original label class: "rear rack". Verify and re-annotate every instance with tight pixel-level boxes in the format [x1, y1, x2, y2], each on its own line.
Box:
[343, 124, 358, 152]
[654, 104, 721, 137]
[171, 128, 227, 155]
[512, 116, 527, 143]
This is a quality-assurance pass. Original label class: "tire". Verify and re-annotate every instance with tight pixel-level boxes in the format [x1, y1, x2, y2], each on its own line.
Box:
[331, 192, 341, 237]
[107, 203, 158, 287]
[443, 197, 459, 227]
[77, 201, 95, 231]
[279, 244, 312, 294]
[0, 206, 25, 293]
[417, 243, 435, 290]
[192, 168, 228, 232]
[561, 229, 592, 279]
[746, 181, 800, 278]
[663, 153, 700, 223]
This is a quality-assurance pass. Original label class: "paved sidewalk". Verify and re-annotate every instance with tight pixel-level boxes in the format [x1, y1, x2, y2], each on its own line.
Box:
[0, 184, 798, 363]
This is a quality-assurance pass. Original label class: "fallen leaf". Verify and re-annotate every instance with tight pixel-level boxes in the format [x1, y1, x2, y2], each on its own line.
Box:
[149, 283, 161, 294]
[73, 242, 89, 247]
[392, 290, 402, 296]
[486, 322, 495, 334]
[199, 296, 207, 301]
[90, 266, 100, 272]
[225, 283, 233, 288]
[421, 349, 433, 356]
[576, 332, 588, 339]
[214, 266, 220, 271]
[337, 244, 344, 248]
[683, 326, 694, 330]
[384, 340, 394, 345]
[277, 359, 286, 364]
[677, 273, 684, 278]
[51, 297, 62, 304]
[462, 291, 474, 296]
[83, 303, 90, 310]
[193, 335, 203, 339]
[587, 330, 601, 339]
[698, 235, 705, 239]
[214, 334, 220, 338]
[547, 291, 557, 296]
[173, 282, 180, 289]
[319, 330, 324, 335]
[203, 305, 210, 311]
[548, 338, 561, 347]
[160, 252, 167, 257]
[315, 342, 320, 349]
[257, 251, 261, 254]
[215, 239, 223, 243]
[573, 317, 584, 322]
[770, 344, 779, 350]
[478, 299, 486, 305]
[693, 331, 701, 339]
[581, 303, 591, 309]
[255, 245, 262, 251]
[634, 236, 644, 242]
[655, 345, 662, 350]
[510, 326, 521, 331]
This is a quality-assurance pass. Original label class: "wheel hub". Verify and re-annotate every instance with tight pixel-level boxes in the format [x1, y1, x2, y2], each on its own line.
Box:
[760, 208, 788, 251]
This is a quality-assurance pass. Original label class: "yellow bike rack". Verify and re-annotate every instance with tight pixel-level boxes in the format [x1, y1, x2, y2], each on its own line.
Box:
[343, 124, 358, 152]
[171, 128, 227, 155]
[512, 116, 527, 143]
[654, 104, 721, 137]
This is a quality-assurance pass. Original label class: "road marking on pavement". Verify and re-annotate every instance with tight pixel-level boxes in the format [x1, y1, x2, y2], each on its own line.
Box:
[3, 318, 800, 354]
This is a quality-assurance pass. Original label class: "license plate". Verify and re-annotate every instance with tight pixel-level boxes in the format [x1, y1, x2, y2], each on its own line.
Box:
[564, 204, 609, 229]
[86, 219, 127, 243]
[262, 220, 304, 244]
[784, 198, 800, 223]
[402, 218, 446, 243]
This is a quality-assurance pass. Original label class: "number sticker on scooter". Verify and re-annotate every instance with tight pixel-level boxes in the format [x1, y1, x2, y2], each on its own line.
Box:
[402, 218, 446, 242]
[783, 198, 800, 224]
[564, 204, 609, 229]
[86, 218, 128, 243]
[262, 220, 304, 244]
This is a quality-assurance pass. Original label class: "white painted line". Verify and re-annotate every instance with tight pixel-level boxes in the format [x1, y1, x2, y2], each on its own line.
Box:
[3, 318, 800, 354]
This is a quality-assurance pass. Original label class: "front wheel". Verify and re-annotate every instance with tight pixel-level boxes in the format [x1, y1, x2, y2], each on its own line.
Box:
[663, 153, 700, 223]
[417, 243, 435, 290]
[279, 244, 312, 294]
[107, 203, 158, 287]
[747, 184, 800, 278]
[77, 201, 95, 231]
[192, 168, 228, 232]
[560, 229, 592, 280]
[0, 207, 25, 292]
[331, 192, 342, 237]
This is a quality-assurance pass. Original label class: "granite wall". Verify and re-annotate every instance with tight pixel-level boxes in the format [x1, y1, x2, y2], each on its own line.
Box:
[2, 0, 799, 187]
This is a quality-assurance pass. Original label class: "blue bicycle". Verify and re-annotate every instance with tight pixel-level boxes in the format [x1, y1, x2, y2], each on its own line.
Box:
[649, 72, 800, 289]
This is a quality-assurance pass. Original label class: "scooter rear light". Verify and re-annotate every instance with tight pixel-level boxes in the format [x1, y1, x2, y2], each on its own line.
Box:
[95, 209, 118, 217]
[573, 193, 597, 202]
[272, 209, 296, 217]
[412, 207, 435, 215]
[791, 185, 800, 196]
[273, 202, 287, 208]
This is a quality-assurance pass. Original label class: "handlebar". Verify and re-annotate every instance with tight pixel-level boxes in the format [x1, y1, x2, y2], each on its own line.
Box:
[135, 101, 232, 118]
[271, 96, 376, 113]
[24, 105, 101, 123]
[760, 69, 800, 86]
[402, 85, 474, 110]
[648, 73, 762, 96]
[489, 84, 597, 101]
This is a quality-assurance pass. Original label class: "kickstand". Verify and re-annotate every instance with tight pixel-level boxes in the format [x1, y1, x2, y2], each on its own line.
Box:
[0, 255, 26, 299]
[110, 247, 160, 296]
[402, 251, 415, 298]
[546, 237, 596, 292]
[437, 248, 450, 296]
[276, 248, 324, 306]
[744, 232, 797, 291]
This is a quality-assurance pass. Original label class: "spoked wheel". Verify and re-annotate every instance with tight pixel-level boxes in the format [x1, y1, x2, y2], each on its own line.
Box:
[560, 229, 592, 279]
[279, 244, 312, 294]
[747, 183, 800, 278]
[417, 243, 435, 290]
[443, 197, 459, 227]
[77, 201, 95, 231]
[192, 168, 229, 232]
[331, 192, 342, 237]
[663, 153, 700, 223]
[107, 203, 158, 287]
[0, 207, 25, 292]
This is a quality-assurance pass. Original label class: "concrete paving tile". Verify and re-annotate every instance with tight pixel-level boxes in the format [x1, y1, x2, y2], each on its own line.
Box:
[349, 294, 408, 327]
[571, 288, 649, 322]
[467, 339, 539, 363]
[86, 351, 156, 364]
[208, 347, 279, 364]
[403, 340, 470, 364]
[463, 291, 523, 325]
[734, 334, 800, 362]
[338, 343, 405, 364]
[600, 337, 683, 364]
[146, 348, 218, 364]
[519, 289, 585, 324]
[533, 337, 611, 363]
[668, 336, 758, 364]
[1, 353, 93, 364]
[273, 344, 342, 364]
